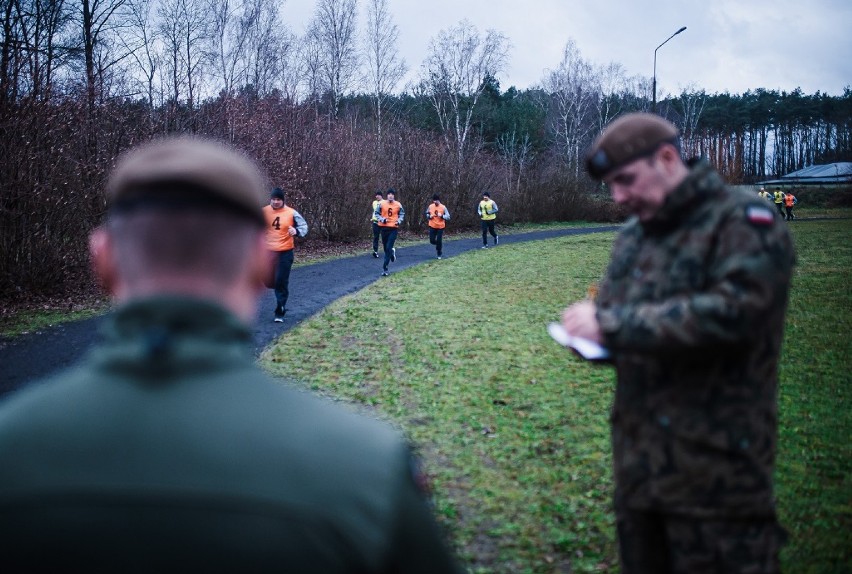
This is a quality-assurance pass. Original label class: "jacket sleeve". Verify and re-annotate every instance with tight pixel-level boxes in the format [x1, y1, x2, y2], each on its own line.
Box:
[443, 207, 450, 221]
[597, 207, 794, 351]
[397, 205, 405, 225]
[385, 447, 464, 574]
[292, 211, 309, 237]
[489, 202, 498, 214]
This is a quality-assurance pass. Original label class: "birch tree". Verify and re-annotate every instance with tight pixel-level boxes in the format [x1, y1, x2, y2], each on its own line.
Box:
[158, 0, 208, 125]
[542, 39, 598, 176]
[362, 0, 405, 143]
[420, 19, 509, 185]
[244, 0, 294, 97]
[304, 0, 358, 117]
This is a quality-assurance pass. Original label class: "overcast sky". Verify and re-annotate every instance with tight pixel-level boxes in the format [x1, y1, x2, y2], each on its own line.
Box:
[281, 0, 851, 97]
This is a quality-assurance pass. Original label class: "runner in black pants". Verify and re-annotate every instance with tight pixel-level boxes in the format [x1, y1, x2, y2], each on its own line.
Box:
[374, 189, 405, 276]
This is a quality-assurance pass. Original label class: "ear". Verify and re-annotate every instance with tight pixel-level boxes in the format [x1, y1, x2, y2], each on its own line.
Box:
[89, 227, 118, 295]
[655, 143, 685, 176]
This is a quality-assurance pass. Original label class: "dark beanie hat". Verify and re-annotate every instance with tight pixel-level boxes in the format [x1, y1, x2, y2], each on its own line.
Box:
[585, 113, 679, 180]
[482, 192, 490, 198]
[387, 187, 396, 195]
[270, 187, 285, 200]
[432, 194, 440, 201]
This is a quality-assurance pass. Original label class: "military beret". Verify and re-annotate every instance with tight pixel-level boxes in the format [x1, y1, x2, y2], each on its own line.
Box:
[106, 136, 268, 226]
[585, 113, 680, 180]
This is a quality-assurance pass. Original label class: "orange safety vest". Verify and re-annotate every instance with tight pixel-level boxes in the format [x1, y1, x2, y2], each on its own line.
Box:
[427, 203, 447, 229]
[264, 204, 296, 251]
[377, 200, 402, 227]
[784, 194, 795, 207]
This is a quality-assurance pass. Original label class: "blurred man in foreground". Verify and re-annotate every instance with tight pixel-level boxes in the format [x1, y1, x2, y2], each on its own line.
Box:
[562, 114, 794, 573]
[0, 137, 461, 574]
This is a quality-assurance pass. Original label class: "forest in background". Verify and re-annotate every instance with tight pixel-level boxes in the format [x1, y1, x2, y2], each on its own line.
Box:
[2, 0, 851, 296]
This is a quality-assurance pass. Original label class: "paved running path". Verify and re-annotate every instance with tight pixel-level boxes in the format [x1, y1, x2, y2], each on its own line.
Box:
[0, 226, 619, 397]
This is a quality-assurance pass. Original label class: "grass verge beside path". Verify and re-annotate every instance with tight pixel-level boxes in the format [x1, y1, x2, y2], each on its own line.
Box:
[261, 220, 851, 573]
[264, 232, 618, 573]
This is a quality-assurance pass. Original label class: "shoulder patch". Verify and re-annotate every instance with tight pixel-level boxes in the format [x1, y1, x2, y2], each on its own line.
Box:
[746, 205, 775, 226]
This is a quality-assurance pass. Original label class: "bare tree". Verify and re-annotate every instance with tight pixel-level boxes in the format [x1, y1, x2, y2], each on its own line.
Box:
[675, 85, 706, 157]
[594, 61, 628, 131]
[208, 0, 253, 98]
[10, 0, 75, 102]
[121, 0, 160, 118]
[80, 0, 128, 110]
[303, 0, 358, 118]
[362, 0, 405, 144]
[244, 0, 294, 97]
[541, 39, 598, 177]
[420, 19, 509, 185]
[157, 0, 208, 128]
[496, 127, 534, 195]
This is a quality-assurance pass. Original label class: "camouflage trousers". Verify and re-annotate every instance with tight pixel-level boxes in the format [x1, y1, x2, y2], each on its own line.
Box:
[616, 509, 787, 574]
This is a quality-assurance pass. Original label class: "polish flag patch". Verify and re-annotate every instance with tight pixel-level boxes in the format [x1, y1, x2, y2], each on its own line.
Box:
[746, 206, 775, 226]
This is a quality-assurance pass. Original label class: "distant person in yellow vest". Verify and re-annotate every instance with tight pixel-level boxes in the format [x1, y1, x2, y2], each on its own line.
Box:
[773, 188, 785, 216]
[478, 192, 499, 248]
[784, 192, 798, 221]
[425, 194, 451, 259]
[370, 191, 383, 258]
[264, 187, 309, 322]
[375, 188, 405, 276]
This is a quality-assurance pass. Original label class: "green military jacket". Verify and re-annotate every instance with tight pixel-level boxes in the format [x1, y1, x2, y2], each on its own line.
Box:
[0, 296, 460, 573]
[595, 159, 794, 518]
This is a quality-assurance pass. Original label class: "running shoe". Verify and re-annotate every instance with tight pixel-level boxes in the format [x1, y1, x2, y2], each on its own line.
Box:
[372, 251, 379, 258]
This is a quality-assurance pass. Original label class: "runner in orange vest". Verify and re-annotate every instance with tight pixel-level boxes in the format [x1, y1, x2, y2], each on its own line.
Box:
[263, 187, 308, 322]
[425, 194, 450, 259]
[784, 192, 798, 221]
[374, 189, 405, 276]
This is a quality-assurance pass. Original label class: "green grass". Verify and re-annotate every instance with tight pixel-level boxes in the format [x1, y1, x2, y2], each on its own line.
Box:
[294, 220, 614, 267]
[0, 304, 108, 339]
[261, 220, 851, 573]
[776, 220, 852, 573]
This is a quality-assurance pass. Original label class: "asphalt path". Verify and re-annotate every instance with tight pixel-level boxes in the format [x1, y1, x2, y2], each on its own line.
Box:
[0, 226, 619, 398]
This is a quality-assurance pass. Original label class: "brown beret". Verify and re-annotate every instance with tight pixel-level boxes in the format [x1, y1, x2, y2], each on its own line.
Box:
[585, 113, 680, 180]
[106, 136, 268, 225]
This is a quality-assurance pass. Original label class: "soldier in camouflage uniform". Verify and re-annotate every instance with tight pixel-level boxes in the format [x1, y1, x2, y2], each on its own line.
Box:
[561, 114, 794, 574]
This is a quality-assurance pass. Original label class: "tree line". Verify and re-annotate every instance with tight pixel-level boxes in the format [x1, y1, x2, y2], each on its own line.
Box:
[2, 0, 850, 296]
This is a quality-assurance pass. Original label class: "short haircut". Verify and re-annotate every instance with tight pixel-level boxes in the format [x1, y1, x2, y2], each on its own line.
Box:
[106, 207, 260, 287]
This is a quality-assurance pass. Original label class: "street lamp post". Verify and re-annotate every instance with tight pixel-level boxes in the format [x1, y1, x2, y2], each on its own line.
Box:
[652, 26, 686, 113]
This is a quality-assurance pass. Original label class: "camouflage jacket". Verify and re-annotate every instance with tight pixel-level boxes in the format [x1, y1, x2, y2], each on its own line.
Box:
[595, 159, 795, 518]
